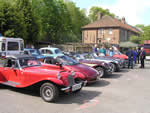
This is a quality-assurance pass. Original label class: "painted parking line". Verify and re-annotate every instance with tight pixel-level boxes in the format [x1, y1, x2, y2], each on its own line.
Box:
[76, 97, 99, 110]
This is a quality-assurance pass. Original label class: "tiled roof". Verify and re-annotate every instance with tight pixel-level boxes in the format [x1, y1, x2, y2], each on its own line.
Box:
[82, 15, 139, 33]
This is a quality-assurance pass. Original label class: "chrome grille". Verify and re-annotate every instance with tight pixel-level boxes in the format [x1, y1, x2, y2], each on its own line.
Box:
[67, 75, 75, 86]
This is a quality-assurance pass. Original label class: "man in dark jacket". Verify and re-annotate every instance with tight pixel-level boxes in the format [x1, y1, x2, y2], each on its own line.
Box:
[140, 47, 146, 68]
[127, 48, 133, 69]
[136, 47, 140, 64]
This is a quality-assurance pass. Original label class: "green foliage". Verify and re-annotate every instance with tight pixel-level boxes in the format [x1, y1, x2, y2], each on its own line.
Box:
[16, 0, 41, 44]
[88, 6, 115, 22]
[130, 35, 141, 44]
[0, 0, 123, 45]
[135, 24, 145, 30]
[0, 0, 26, 38]
[130, 25, 150, 44]
[65, 1, 90, 42]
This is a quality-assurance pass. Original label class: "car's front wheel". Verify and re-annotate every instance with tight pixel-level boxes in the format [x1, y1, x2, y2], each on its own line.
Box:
[111, 63, 116, 72]
[96, 67, 104, 78]
[40, 83, 59, 102]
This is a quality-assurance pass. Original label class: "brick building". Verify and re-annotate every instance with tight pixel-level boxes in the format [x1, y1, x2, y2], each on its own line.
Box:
[82, 13, 139, 45]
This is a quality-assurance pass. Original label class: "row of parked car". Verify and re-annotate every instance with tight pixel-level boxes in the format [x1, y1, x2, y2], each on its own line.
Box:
[0, 46, 128, 102]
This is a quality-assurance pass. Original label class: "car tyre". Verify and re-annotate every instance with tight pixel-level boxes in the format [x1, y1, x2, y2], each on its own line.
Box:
[96, 67, 104, 78]
[111, 63, 116, 72]
[40, 82, 59, 102]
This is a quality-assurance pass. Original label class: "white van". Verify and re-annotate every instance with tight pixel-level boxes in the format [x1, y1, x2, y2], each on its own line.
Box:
[0, 36, 24, 57]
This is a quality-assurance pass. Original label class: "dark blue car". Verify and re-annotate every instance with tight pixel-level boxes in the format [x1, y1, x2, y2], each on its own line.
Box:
[24, 48, 45, 61]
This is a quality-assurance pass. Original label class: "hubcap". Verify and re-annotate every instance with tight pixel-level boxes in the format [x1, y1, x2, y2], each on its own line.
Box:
[45, 89, 52, 97]
[97, 67, 104, 78]
[43, 86, 53, 100]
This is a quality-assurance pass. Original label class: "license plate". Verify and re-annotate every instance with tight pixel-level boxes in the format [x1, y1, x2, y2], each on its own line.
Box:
[72, 83, 82, 91]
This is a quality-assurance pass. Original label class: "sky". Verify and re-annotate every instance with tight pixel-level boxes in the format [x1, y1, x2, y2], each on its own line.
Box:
[71, 0, 150, 26]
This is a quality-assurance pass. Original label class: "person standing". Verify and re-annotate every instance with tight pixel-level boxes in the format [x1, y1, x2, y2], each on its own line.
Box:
[99, 46, 106, 56]
[136, 47, 140, 64]
[140, 47, 146, 68]
[108, 47, 114, 57]
[93, 44, 98, 56]
[133, 48, 138, 66]
[127, 48, 133, 69]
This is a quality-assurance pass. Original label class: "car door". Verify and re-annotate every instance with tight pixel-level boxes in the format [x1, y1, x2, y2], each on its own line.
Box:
[3, 59, 21, 85]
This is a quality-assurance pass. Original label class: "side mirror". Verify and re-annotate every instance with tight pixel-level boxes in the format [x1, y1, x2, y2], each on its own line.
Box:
[56, 63, 63, 68]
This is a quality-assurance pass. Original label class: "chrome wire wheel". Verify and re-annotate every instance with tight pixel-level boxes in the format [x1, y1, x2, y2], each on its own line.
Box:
[96, 67, 104, 78]
[111, 63, 116, 72]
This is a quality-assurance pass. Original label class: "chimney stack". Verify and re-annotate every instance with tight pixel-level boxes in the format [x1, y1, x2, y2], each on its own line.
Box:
[121, 17, 126, 24]
[97, 12, 102, 20]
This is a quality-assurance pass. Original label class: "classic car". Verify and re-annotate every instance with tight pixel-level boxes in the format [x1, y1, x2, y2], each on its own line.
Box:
[39, 47, 64, 58]
[113, 51, 128, 60]
[24, 48, 45, 61]
[76, 58, 113, 78]
[43, 55, 99, 82]
[74, 53, 123, 72]
[103, 55, 128, 68]
[0, 55, 86, 102]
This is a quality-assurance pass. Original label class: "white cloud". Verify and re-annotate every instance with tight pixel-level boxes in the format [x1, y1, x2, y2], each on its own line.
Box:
[88, 0, 150, 25]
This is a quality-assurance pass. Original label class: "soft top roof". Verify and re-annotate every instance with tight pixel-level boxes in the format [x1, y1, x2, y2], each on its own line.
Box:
[6, 54, 36, 59]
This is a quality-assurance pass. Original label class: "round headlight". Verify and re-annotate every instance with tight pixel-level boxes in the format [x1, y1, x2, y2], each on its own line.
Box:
[71, 70, 75, 76]
[57, 72, 61, 79]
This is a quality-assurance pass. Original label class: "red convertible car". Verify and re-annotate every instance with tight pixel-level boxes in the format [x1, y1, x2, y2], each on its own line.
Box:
[0, 55, 86, 102]
[113, 52, 128, 60]
[43, 55, 99, 83]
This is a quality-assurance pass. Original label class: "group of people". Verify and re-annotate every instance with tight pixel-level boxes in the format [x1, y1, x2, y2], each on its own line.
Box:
[93, 44, 146, 69]
[93, 44, 115, 57]
[127, 47, 146, 69]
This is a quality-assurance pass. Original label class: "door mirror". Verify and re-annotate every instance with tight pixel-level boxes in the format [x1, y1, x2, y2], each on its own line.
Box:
[56, 63, 62, 68]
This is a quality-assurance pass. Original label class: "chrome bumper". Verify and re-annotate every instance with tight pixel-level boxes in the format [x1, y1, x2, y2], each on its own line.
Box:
[61, 81, 87, 91]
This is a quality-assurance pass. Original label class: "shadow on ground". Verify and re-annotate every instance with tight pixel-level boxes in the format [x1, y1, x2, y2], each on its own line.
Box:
[119, 69, 129, 73]
[56, 90, 101, 104]
[105, 73, 123, 79]
[0, 84, 40, 97]
[0, 84, 101, 105]
[87, 79, 110, 87]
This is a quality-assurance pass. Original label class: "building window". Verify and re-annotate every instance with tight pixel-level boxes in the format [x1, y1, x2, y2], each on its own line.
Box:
[109, 29, 113, 34]
[101, 29, 105, 35]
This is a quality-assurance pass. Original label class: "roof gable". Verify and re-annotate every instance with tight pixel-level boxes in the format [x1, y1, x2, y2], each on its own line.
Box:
[82, 15, 138, 33]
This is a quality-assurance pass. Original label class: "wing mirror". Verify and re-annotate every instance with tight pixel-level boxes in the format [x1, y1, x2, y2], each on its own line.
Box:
[56, 63, 63, 68]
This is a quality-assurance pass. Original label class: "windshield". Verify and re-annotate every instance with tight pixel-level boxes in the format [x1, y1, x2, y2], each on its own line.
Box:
[114, 51, 122, 55]
[19, 58, 41, 68]
[55, 49, 62, 54]
[57, 56, 79, 65]
[30, 49, 41, 55]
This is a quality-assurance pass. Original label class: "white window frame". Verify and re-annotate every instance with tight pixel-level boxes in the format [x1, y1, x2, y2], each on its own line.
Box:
[109, 29, 113, 35]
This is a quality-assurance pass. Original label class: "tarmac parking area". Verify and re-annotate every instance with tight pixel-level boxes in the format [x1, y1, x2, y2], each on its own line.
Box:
[1, 62, 150, 113]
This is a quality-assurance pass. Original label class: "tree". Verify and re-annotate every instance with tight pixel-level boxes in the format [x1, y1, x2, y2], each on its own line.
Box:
[130, 25, 150, 44]
[135, 24, 145, 30]
[0, 0, 26, 38]
[141, 25, 150, 43]
[130, 35, 142, 44]
[16, 0, 41, 44]
[88, 6, 115, 22]
[65, 1, 90, 42]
